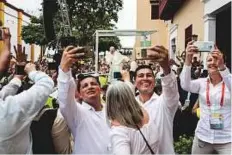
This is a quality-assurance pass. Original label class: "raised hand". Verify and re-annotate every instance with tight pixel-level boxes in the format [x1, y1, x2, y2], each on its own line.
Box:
[211, 46, 226, 71]
[185, 41, 198, 66]
[14, 44, 27, 63]
[147, 45, 171, 75]
[60, 46, 84, 72]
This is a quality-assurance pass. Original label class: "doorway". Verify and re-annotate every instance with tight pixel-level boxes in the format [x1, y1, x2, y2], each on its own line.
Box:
[216, 2, 231, 70]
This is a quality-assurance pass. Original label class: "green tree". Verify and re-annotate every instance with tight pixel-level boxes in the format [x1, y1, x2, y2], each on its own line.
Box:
[22, 0, 123, 47]
[99, 37, 121, 52]
[21, 16, 47, 45]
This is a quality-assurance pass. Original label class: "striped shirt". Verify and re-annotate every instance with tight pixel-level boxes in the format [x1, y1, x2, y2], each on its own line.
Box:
[180, 65, 231, 144]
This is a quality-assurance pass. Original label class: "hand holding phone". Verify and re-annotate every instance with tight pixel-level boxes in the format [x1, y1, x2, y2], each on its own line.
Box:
[15, 65, 26, 75]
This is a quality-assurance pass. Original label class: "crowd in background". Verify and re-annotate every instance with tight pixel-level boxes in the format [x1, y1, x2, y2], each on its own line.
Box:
[0, 28, 231, 154]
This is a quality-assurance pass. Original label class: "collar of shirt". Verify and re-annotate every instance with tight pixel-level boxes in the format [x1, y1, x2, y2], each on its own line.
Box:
[82, 101, 94, 110]
[82, 101, 105, 111]
[136, 92, 159, 107]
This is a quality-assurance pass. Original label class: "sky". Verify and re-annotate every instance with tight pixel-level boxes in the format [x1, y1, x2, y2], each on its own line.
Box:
[7, 0, 136, 47]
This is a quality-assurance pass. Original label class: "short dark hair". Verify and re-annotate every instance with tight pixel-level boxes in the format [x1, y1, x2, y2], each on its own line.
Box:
[134, 65, 155, 80]
[77, 74, 100, 92]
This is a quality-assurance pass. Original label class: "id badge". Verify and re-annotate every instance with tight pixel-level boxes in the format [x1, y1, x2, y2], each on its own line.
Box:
[209, 113, 223, 130]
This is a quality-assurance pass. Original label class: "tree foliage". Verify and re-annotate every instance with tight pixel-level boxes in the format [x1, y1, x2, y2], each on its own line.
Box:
[99, 37, 121, 52]
[21, 16, 47, 45]
[22, 0, 123, 48]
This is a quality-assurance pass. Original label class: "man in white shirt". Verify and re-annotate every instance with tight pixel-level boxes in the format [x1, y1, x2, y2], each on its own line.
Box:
[0, 63, 54, 154]
[134, 45, 179, 154]
[57, 46, 110, 154]
[0, 28, 55, 154]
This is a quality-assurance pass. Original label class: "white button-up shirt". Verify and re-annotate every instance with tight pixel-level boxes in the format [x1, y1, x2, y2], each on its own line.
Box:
[180, 65, 231, 144]
[136, 71, 179, 154]
[57, 69, 111, 154]
[0, 71, 54, 154]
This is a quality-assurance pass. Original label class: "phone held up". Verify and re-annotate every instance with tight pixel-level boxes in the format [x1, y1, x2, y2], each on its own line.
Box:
[73, 46, 93, 59]
[15, 65, 26, 75]
[193, 41, 215, 52]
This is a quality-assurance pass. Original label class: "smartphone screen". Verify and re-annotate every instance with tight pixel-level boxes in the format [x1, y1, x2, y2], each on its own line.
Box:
[15, 65, 25, 75]
[48, 62, 57, 70]
[113, 72, 122, 79]
[141, 49, 147, 58]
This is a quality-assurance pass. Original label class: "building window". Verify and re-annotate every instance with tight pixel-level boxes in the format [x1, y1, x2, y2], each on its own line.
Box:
[151, 4, 159, 20]
[185, 25, 192, 48]
[171, 38, 176, 53]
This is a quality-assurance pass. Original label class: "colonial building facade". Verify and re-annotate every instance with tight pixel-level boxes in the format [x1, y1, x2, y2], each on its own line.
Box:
[0, 0, 41, 62]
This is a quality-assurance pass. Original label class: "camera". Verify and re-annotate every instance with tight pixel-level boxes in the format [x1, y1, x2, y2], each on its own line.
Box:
[193, 41, 215, 52]
[15, 65, 26, 75]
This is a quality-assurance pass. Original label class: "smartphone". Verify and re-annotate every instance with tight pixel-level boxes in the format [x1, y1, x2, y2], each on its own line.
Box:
[15, 65, 26, 75]
[113, 72, 122, 79]
[141, 48, 147, 58]
[75, 46, 93, 59]
[48, 62, 57, 70]
[193, 41, 215, 52]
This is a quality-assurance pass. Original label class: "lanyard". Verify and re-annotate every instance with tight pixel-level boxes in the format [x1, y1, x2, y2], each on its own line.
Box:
[206, 79, 225, 107]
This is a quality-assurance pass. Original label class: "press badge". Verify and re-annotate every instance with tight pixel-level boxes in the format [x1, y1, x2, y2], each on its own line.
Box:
[209, 113, 224, 130]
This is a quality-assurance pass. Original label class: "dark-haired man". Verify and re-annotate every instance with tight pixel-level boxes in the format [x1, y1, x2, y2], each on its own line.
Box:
[134, 45, 179, 154]
[57, 46, 110, 154]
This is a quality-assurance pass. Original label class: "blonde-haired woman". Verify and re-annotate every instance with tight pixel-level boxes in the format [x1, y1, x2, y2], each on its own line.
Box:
[106, 81, 159, 154]
[180, 41, 231, 154]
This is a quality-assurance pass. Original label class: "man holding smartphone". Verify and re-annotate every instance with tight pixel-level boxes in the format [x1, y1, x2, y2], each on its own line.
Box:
[0, 28, 55, 154]
[134, 45, 179, 154]
[58, 46, 111, 154]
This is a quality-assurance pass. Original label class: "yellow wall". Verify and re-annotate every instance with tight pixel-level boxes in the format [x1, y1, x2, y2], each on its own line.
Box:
[0, 1, 4, 54]
[17, 11, 22, 45]
[30, 44, 34, 62]
[0, 1, 35, 61]
[135, 0, 168, 48]
[173, 0, 204, 56]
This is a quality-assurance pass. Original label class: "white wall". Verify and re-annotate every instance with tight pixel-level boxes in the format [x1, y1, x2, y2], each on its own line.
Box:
[203, 0, 231, 15]
[34, 45, 41, 61]
[22, 14, 31, 61]
[169, 24, 178, 59]
[202, 0, 231, 68]
[4, 6, 18, 56]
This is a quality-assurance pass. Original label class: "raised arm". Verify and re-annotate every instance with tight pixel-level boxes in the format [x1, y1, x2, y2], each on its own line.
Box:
[57, 67, 80, 135]
[147, 45, 179, 110]
[0, 76, 22, 99]
[3, 63, 54, 119]
[211, 49, 231, 92]
[219, 68, 231, 91]
[180, 41, 201, 93]
[57, 46, 86, 137]
[160, 71, 179, 109]
[180, 65, 201, 93]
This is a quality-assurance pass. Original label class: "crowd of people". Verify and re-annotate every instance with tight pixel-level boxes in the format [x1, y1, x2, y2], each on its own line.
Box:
[0, 28, 231, 154]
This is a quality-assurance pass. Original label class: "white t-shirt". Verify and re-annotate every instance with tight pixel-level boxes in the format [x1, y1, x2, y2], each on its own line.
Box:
[110, 109, 159, 154]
